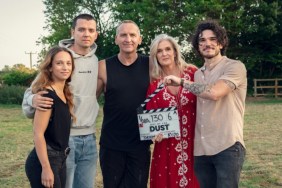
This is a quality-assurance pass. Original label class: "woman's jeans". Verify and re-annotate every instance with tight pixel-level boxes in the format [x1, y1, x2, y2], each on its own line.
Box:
[25, 147, 69, 188]
[194, 142, 246, 188]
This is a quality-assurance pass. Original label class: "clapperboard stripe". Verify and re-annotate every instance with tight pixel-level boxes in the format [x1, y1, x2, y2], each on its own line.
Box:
[146, 107, 177, 113]
[140, 83, 165, 108]
[137, 83, 177, 114]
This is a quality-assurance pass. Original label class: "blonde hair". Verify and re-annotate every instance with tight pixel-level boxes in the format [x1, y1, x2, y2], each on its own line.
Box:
[31, 46, 76, 121]
[149, 34, 196, 80]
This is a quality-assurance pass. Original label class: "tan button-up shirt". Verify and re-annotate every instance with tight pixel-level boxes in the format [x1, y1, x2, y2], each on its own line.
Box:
[194, 56, 247, 156]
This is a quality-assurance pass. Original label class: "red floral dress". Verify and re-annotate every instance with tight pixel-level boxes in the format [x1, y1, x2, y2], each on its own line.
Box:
[147, 67, 199, 188]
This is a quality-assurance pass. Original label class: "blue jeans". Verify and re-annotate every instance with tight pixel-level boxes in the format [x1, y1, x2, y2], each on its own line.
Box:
[194, 142, 245, 188]
[25, 147, 68, 188]
[65, 134, 98, 188]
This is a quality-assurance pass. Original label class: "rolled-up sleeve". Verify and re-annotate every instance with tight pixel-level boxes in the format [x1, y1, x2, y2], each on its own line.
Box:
[22, 87, 35, 119]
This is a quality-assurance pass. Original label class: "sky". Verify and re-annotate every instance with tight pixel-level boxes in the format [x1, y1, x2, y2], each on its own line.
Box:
[0, 0, 46, 70]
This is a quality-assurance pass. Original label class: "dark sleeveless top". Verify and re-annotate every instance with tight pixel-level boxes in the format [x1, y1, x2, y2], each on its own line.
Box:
[44, 89, 71, 151]
[100, 54, 150, 151]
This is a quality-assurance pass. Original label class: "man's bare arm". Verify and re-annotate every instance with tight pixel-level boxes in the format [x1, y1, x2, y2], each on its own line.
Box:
[96, 60, 107, 98]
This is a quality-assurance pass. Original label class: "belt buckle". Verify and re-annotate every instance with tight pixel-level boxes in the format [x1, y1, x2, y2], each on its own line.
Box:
[65, 147, 71, 156]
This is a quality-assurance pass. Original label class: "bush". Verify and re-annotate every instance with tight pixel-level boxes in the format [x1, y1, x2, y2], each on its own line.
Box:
[0, 85, 27, 104]
[2, 70, 37, 86]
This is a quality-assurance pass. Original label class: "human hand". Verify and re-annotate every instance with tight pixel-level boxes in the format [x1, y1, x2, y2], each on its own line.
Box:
[41, 167, 54, 188]
[152, 133, 164, 143]
[32, 91, 53, 110]
[164, 75, 181, 86]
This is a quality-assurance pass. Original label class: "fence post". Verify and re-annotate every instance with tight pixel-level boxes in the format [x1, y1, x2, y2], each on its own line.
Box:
[275, 78, 278, 98]
[253, 79, 257, 98]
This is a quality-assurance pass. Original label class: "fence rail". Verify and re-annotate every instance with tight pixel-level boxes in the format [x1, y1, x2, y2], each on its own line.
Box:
[253, 78, 282, 98]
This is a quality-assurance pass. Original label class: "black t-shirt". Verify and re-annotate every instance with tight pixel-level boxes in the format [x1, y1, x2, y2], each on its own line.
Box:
[100, 54, 151, 151]
[43, 89, 71, 151]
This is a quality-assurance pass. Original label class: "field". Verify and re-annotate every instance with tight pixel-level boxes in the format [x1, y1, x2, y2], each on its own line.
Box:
[0, 98, 281, 188]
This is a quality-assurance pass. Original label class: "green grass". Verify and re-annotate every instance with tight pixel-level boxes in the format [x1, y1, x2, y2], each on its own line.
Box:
[0, 105, 33, 188]
[0, 98, 282, 187]
[240, 99, 282, 188]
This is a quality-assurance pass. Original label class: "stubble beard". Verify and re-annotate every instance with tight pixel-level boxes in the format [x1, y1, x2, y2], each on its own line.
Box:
[201, 48, 220, 59]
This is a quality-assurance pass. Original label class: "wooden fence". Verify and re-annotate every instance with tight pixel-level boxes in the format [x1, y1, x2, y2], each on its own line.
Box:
[253, 78, 282, 98]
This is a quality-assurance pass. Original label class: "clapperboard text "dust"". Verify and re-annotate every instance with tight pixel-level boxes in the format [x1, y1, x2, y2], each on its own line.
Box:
[138, 112, 175, 131]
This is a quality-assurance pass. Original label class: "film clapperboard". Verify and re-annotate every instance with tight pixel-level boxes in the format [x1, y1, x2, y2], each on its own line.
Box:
[137, 83, 180, 141]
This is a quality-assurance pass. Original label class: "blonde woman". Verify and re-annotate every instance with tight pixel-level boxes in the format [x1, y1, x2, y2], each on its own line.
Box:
[25, 46, 75, 188]
[147, 34, 199, 188]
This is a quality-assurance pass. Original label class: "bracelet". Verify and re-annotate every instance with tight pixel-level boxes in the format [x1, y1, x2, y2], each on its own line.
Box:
[180, 78, 184, 87]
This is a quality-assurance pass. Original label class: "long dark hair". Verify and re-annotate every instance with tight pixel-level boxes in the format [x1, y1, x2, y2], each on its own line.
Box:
[31, 46, 76, 120]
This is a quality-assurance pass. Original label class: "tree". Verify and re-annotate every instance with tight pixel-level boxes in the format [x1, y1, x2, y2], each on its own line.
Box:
[233, 0, 282, 79]
[39, 0, 116, 60]
[110, 0, 199, 57]
[38, 0, 282, 89]
[111, 0, 282, 86]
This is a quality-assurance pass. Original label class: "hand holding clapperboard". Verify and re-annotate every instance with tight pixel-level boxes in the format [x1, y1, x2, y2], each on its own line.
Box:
[137, 83, 181, 141]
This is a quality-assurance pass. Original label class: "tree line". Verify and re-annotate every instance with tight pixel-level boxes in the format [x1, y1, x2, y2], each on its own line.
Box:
[37, 0, 282, 90]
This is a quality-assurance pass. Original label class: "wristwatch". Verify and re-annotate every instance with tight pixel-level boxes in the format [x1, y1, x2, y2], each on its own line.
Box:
[180, 78, 184, 87]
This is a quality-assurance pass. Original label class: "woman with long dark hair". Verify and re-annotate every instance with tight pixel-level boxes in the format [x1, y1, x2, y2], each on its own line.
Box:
[25, 46, 75, 188]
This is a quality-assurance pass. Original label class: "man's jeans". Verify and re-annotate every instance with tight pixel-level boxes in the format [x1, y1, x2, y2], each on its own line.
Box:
[65, 134, 98, 188]
[194, 142, 246, 188]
